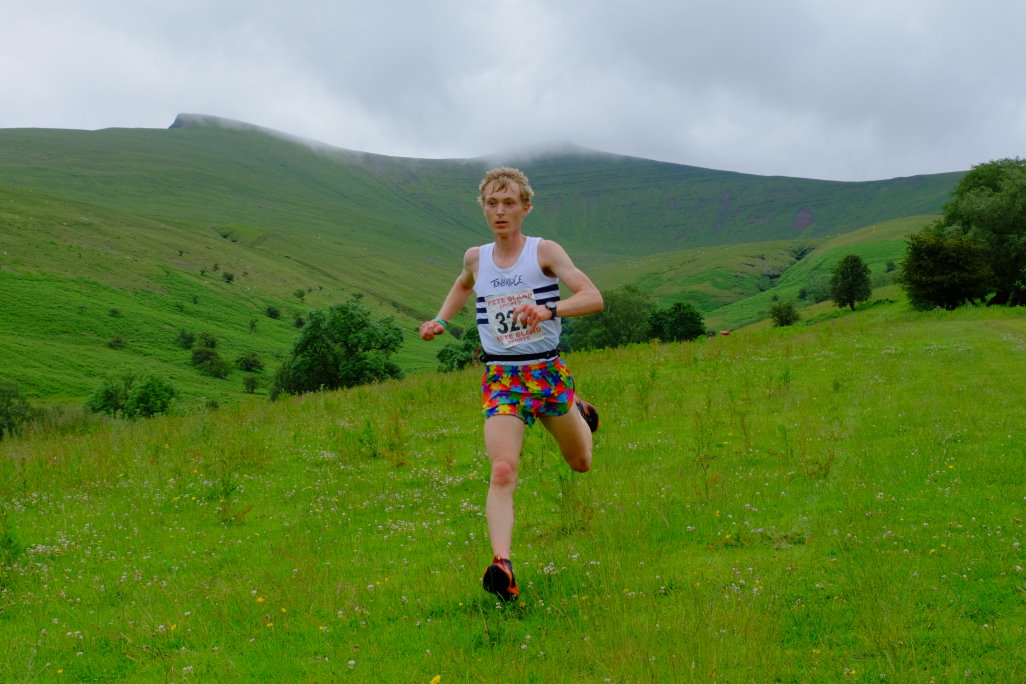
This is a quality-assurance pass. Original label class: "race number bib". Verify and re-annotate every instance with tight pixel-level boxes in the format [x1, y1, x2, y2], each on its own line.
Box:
[484, 289, 545, 348]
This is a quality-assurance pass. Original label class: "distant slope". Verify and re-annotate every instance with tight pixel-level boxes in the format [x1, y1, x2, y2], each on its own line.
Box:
[588, 215, 935, 330]
[0, 115, 964, 404]
[0, 114, 963, 264]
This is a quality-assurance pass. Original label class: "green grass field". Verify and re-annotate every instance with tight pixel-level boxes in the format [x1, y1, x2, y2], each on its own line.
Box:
[3, 297, 1024, 682]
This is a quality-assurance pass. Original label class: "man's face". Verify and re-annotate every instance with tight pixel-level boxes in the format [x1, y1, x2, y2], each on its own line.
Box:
[482, 182, 530, 234]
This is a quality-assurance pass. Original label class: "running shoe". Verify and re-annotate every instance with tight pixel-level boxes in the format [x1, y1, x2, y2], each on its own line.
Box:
[482, 556, 519, 601]
[576, 399, 599, 433]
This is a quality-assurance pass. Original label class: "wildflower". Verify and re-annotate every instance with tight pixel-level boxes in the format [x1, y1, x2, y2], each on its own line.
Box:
[256, 597, 265, 603]
[431, 677, 442, 684]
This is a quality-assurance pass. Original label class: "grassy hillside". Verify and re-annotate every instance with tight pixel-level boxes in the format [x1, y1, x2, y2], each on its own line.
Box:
[0, 116, 964, 405]
[588, 215, 935, 330]
[2, 299, 1024, 682]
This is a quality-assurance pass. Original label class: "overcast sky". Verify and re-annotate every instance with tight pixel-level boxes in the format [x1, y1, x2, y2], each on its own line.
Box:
[2, 1, 1023, 181]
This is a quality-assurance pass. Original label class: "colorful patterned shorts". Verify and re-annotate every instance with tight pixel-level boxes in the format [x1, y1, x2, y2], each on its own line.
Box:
[482, 357, 576, 426]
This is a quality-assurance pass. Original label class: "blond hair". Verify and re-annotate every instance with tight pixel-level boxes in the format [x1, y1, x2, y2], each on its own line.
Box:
[477, 167, 534, 206]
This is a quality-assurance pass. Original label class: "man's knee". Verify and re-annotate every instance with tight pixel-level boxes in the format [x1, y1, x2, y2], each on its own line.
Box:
[490, 458, 518, 488]
[565, 447, 592, 473]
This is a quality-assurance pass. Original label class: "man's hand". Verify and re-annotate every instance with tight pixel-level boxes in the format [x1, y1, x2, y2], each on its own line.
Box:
[512, 303, 552, 329]
[419, 320, 447, 341]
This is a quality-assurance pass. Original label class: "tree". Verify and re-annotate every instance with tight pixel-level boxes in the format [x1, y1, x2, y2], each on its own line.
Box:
[437, 326, 480, 372]
[235, 351, 264, 372]
[567, 284, 654, 350]
[937, 158, 1026, 305]
[830, 254, 872, 311]
[0, 381, 37, 439]
[243, 375, 260, 394]
[769, 300, 800, 327]
[649, 302, 705, 342]
[85, 373, 176, 418]
[191, 346, 231, 378]
[269, 300, 404, 399]
[898, 228, 995, 310]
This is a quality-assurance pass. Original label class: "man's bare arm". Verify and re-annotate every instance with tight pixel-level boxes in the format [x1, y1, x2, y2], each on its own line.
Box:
[419, 247, 479, 341]
[513, 239, 603, 327]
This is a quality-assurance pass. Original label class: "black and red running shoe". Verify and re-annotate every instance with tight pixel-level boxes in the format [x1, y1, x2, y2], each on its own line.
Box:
[576, 399, 599, 433]
[482, 556, 519, 602]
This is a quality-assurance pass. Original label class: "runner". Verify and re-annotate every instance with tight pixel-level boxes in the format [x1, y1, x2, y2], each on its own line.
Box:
[419, 166, 603, 601]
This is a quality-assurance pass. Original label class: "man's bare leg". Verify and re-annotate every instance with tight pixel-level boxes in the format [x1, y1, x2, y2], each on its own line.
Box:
[483, 414, 525, 558]
[539, 406, 592, 472]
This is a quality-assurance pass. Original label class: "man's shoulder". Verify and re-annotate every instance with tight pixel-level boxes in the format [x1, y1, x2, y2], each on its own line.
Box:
[536, 238, 570, 262]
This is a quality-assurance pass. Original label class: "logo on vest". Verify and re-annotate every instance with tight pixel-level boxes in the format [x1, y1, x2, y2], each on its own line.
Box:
[490, 274, 525, 288]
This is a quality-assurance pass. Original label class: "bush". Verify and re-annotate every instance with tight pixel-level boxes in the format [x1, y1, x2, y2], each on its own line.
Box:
[235, 351, 264, 372]
[198, 332, 218, 349]
[437, 327, 480, 372]
[769, 300, 801, 327]
[649, 302, 705, 342]
[85, 373, 176, 418]
[269, 300, 404, 399]
[0, 381, 38, 439]
[107, 335, 127, 349]
[176, 329, 196, 349]
[243, 375, 260, 394]
[266, 306, 281, 319]
[567, 284, 654, 350]
[192, 348, 231, 379]
[898, 229, 995, 310]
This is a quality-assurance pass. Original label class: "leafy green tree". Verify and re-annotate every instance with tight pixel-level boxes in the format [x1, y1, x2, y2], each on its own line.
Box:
[191, 347, 231, 378]
[830, 254, 872, 311]
[269, 300, 404, 399]
[937, 157, 1026, 305]
[567, 284, 654, 350]
[898, 228, 995, 310]
[0, 382, 37, 439]
[235, 351, 264, 372]
[176, 329, 197, 349]
[649, 302, 705, 342]
[769, 300, 801, 327]
[85, 373, 176, 418]
[437, 326, 480, 372]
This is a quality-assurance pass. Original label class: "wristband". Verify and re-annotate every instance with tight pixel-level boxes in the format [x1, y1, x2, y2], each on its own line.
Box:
[432, 317, 449, 329]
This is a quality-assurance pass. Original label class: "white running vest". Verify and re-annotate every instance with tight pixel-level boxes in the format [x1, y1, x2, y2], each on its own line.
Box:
[475, 236, 561, 362]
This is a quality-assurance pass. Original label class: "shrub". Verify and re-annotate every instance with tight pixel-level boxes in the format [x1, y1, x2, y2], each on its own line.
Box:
[235, 351, 264, 372]
[649, 302, 705, 342]
[192, 348, 231, 379]
[437, 327, 480, 372]
[769, 300, 801, 327]
[85, 373, 176, 418]
[266, 306, 281, 319]
[269, 300, 404, 399]
[107, 335, 127, 349]
[567, 284, 654, 350]
[222, 272, 235, 284]
[176, 329, 197, 349]
[0, 381, 38, 439]
[243, 375, 260, 394]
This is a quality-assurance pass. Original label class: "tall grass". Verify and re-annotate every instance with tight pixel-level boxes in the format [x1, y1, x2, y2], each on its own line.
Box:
[1, 300, 1024, 682]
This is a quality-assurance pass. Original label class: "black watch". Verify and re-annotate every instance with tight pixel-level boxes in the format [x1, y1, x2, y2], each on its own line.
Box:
[544, 301, 559, 320]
